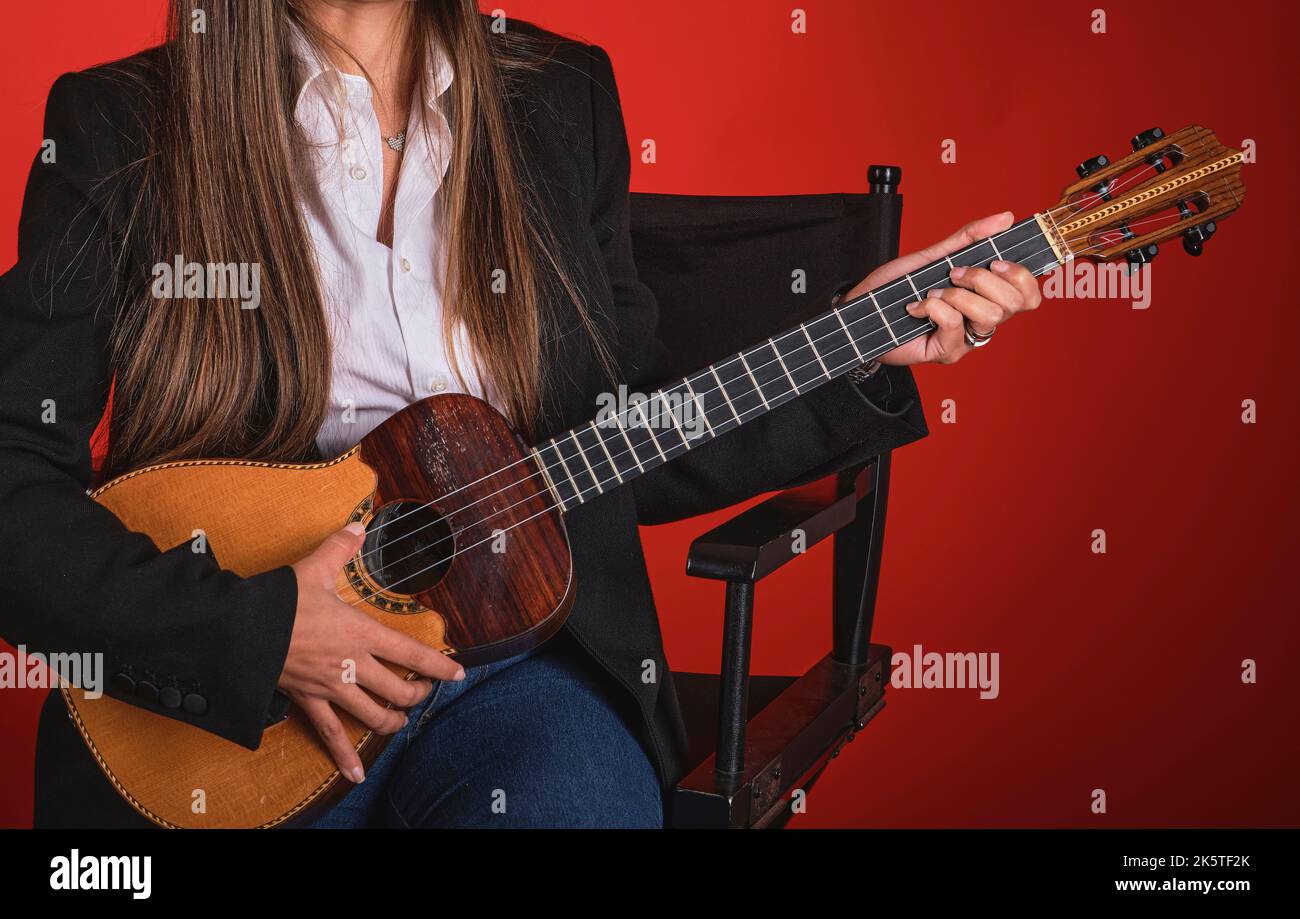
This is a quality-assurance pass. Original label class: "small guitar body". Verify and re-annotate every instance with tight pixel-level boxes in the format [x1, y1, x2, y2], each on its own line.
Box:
[63, 394, 572, 828]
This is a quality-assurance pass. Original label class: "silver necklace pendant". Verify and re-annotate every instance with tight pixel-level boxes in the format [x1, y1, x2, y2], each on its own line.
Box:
[385, 130, 406, 153]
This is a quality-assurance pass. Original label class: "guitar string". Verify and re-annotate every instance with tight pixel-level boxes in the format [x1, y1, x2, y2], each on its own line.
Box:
[346, 149, 1187, 557]
[343, 216, 1064, 579]
[347, 253, 1080, 604]
[337, 203, 1192, 594]
[339, 208, 1197, 598]
[341, 231, 1156, 605]
[341, 222, 1060, 585]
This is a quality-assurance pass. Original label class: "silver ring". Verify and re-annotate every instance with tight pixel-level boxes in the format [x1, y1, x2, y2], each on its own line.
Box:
[964, 321, 995, 348]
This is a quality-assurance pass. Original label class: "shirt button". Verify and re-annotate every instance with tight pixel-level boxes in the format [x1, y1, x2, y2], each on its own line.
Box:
[349, 165, 367, 181]
[400, 257, 412, 273]
[431, 375, 448, 393]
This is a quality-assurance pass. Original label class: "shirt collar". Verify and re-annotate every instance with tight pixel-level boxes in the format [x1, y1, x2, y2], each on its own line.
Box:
[288, 22, 453, 115]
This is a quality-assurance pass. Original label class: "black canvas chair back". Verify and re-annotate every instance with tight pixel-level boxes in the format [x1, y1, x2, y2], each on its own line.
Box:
[627, 175, 906, 828]
[629, 186, 902, 375]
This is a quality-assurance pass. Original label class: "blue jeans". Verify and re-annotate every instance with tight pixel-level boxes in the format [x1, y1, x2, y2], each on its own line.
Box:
[309, 630, 663, 828]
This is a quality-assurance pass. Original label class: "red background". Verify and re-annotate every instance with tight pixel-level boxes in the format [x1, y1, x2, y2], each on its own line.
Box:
[2, 0, 1297, 828]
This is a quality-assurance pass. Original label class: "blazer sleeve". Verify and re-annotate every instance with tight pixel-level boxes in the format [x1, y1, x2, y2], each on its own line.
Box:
[0, 72, 297, 750]
[581, 46, 929, 526]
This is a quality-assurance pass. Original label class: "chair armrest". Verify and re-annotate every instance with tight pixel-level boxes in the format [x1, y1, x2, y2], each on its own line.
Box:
[685, 461, 876, 584]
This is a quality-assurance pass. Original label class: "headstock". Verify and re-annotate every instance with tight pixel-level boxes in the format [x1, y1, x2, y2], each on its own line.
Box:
[1036, 125, 1245, 268]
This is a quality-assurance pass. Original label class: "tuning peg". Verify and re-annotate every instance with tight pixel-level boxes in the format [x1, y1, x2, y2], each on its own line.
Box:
[1131, 127, 1165, 152]
[1182, 220, 1217, 257]
[1076, 154, 1110, 178]
[1125, 242, 1158, 273]
[1076, 154, 1114, 200]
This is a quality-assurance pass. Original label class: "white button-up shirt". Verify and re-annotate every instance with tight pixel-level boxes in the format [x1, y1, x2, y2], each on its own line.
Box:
[290, 32, 490, 458]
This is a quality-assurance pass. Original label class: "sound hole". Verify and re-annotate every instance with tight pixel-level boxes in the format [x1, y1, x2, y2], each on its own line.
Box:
[361, 501, 455, 595]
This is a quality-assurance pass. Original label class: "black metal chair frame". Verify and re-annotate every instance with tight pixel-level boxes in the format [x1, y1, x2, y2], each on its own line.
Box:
[656, 167, 904, 829]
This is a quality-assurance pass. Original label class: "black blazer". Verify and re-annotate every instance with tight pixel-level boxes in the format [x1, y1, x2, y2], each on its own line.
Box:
[0, 20, 928, 826]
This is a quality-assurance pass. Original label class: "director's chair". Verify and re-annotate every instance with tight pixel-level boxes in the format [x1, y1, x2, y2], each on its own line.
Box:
[628, 166, 905, 829]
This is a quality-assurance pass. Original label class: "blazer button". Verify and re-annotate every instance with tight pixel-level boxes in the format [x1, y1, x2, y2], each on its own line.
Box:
[135, 680, 158, 704]
[159, 686, 183, 709]
[111, 672, 135, 695]
[183, 693, 208, 716]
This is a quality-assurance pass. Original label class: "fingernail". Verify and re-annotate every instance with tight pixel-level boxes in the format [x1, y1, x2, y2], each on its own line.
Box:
[927, 287, 945, 299]
[344, 522, 365, 536]
[950, 267, 967, 280]
[453, 668, 466, 682]
[990, 260, 1010, 273]
[1001, 210, 1014, 219]
[350, 766, 365, 784]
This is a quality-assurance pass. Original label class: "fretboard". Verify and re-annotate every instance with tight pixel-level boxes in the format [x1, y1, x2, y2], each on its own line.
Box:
[533, 215, 1062, 511]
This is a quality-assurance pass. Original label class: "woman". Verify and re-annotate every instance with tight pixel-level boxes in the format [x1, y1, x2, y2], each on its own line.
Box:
[0, 0, 1040, 828]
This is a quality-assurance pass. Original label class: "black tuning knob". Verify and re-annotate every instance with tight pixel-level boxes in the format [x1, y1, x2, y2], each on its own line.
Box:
[1077, 154, 1114, 200]
[1131, 127, 1165, 152]
[868, 164, 901, 195]
[1182, 220, 1217, 257]
[1076, 154, 1110, 179]
[1125, 243, 1159, 272]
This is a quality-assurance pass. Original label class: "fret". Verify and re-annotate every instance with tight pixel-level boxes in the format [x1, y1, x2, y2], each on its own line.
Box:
[800, 325, 831, 377]
[836, 294, 887, 359]
[532, 444, 578, 510]
[688, 369, 736, 436]
[547, 437, 584, 498]
[997, 218, 1058, 274]
[567, 430, 603, 496]
[904, 274, 922, 300]
[578, 421, 620, 487]
[552, 435, 598, 502]
[988, 235, 1004, 260]
[747, 340, 798, 406]
[737, 354, 769, 409]
[615, 406, 660, 473]
[804, 312, 859, 378]
[867, 291, 899, 345]
[910, 262, 951, 299]
[951, 238, 997, 269]
[708, 366, 742, 426]
[767, 336, 799, 394]
[598, 409, 646, 477]
[715, 359, 766, 421]
[647, 389, 693, 455]
[834, 309, 865, 363]
[772, 328, 826, 393]
[680, 377, 716, 438]
[631, 399, 668, 463]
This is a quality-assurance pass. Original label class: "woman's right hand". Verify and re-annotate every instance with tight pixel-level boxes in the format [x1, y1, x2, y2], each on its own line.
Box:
[280, 522, 465, 784]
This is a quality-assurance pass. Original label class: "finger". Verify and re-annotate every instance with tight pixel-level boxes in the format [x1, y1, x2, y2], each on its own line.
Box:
[332, 682, 408, 735]
[307, 523, 366, 587]
[356, 656, 433, 709]
[365, 618, 466, 682]
[989, 260, 1042, 311]
[859, 211, 1016, 287]
[906, 294, 969, 364]
[916, 211, 1015, 262]
[299, 695, 365, 783]
[948, 266, 1023, 318]
[930, 287, 1001, 335]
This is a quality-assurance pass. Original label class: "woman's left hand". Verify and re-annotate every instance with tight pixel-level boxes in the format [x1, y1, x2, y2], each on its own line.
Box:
[840, 211, 1043, 367]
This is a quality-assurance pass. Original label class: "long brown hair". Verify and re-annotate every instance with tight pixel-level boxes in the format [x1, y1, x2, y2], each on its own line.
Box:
[103, 0, 600, 479]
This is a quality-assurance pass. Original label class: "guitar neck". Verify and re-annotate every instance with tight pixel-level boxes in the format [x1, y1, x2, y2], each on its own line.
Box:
[533, 214, 1064, 511]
